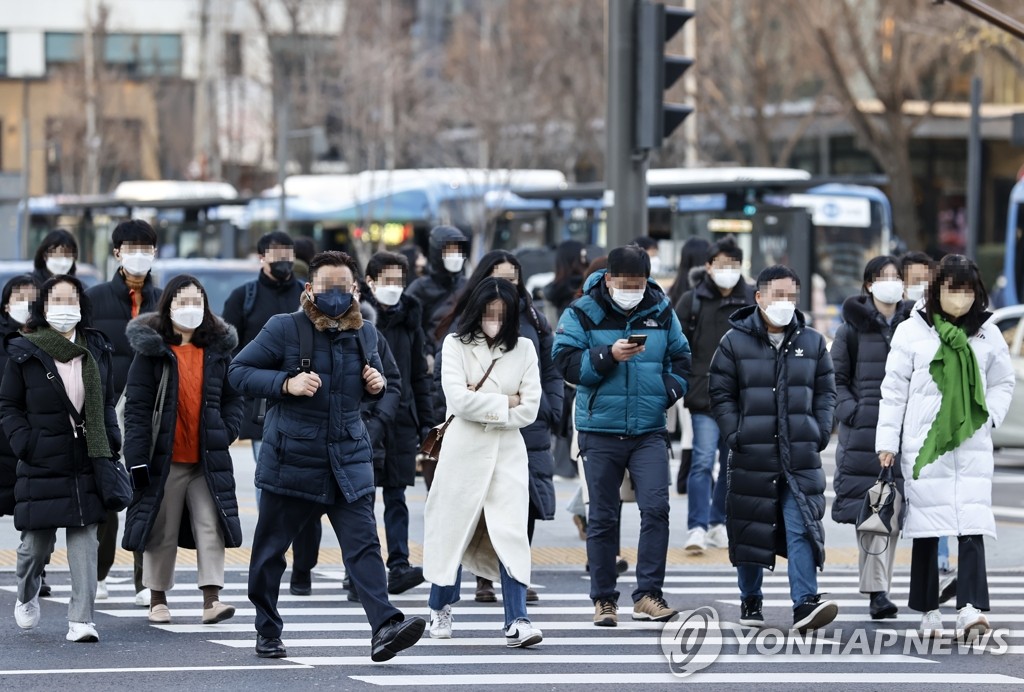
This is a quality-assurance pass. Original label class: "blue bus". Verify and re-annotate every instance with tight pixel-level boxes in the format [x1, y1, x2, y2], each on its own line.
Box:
[1001, 178, 1024, 305]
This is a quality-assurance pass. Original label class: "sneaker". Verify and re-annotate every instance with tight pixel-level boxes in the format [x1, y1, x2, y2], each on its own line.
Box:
[14, 591, 40, 629]
[739, 596, 764, 627]
[939, 575, 957, 605]
[135, 588, 152, 607]
[96, 580, 108, 601]
[505, 618, 543, 648]
[148, 604, 171, 624]
[387, 565, 425, 595]
[429, 605, 453, 639]
[632, 594, 678, 622]
[920, 609, 943, 638]
[706, 524, 728, 548]
[593, 599, 618, 627]
[956, 604, 990, 641]
[66, 621, 99, 643]
[685, 528, 707, 555]
[202, 601, 236, 624]
[792, 595, 838, 633]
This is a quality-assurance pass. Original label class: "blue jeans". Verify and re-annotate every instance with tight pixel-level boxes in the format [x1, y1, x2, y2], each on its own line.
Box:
[687, 414, 728, 530]
[382, 486, 410, 571]
[428, 564, 528, 629]
[737, 480, 817, 609]
[938, 536, 951, 572]
[579, 431, 670, 603]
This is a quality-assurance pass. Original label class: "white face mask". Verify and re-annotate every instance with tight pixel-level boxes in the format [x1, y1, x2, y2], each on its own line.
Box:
[121, 251, 155, 276]
[46, 256, 74, 275]
[712, 267, 742, 291]
[374, 285, 404, 307]
[443, 255, 465, 273]
[870, 279, 904, 305]
[611, 287, 645, 311]
[8, 301, 31, 326]
[762, 300, 796, 328]
[171, 306, 205, 330]
[46, 305, 81, 333]
[482, 320, 502, 338]
[905, 283, 927, 303]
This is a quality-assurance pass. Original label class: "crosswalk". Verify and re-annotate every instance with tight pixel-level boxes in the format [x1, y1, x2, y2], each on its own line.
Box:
[4, 568, 1024, 686]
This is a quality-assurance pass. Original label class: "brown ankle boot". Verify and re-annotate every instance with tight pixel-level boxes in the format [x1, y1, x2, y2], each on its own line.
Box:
[475, 576, 496, 603]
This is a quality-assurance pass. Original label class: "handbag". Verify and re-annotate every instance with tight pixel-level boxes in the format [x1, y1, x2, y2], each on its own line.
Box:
[856, 465, 903, 554]
[418, 359, 497, 490]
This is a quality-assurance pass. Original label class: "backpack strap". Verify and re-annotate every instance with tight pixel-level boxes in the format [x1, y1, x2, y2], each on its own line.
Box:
[44, 370, 87, 439]
[354, 325, 375, 366]
[290, 312, 313, 373]
[243, 281, 259, 318]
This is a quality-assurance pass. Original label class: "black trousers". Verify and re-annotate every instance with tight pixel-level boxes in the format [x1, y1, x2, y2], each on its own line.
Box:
[249, 489, 402, 638]
[290, 514, 323, 576]
[909, 535, 989, 612]
[96, 509, 144, 592]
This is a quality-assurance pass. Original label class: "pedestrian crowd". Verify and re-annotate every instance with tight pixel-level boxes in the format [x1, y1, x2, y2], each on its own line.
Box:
[0, 221, 1013, 660]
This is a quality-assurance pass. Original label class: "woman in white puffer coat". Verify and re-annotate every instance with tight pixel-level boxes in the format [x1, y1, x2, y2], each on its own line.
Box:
[876, 255, 1014, 641]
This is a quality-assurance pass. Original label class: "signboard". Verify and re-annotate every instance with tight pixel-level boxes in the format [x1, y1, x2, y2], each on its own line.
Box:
[788, 194, 871, 228]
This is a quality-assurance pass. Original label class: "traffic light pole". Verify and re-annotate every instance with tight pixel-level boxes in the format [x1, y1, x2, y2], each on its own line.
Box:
[607, 0, 649, 249]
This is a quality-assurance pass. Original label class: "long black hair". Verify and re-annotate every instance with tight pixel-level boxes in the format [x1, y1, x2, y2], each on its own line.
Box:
[437, 250, 545, 340]
[668, 236, 711, 305]
[552, 240, 587, 286]
[860, 255, 902, 294]
[153, 274, 221, 347]
[454, 277, 521, 352]
[925, 254, 989, 336]
[27, 275, 92, 331]
[33, 229, 79, 276]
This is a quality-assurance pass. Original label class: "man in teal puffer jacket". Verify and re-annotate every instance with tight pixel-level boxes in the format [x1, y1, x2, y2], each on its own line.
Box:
[552, 244, 690, 627]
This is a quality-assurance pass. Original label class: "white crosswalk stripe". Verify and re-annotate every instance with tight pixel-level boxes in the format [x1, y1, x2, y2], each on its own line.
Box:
[17, 567, 1017, 686]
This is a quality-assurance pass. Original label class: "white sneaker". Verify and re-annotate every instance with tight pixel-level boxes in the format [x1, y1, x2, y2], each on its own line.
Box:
[429, 605, 453, 639]
[685, 527, 707, 554]
[956, 604, 990, 641]
[96, 580, 108, 601]
[919, 609, 943, 638]
[66, 621, 99, 642]
[135, 588, 151, 607]
[706, 524, 728, 549]
[14, 592, 40, 629]
[504, 618, 543, 648]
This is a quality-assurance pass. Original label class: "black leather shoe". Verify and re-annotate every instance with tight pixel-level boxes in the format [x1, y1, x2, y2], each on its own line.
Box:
[370, 616, 426, 662]
[475, 577, 496, 603]
[869, 591, 898, 620]
[387, 565, 425, 595]
[343, 576, 360, 603]
[39, 574, 52, 598]
[255, 634, 287, 658]
[289, 570, 312, 596]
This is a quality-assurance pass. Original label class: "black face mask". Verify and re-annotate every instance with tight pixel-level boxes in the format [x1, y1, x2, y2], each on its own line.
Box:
[269, 261, 294, 281]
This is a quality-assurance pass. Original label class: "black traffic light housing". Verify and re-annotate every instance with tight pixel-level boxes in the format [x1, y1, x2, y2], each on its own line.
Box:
[635, 1, 694, 151]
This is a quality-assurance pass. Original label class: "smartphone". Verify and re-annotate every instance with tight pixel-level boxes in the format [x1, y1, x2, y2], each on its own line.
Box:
[627, 334, 648, 346]
[129, 464, 151, 490]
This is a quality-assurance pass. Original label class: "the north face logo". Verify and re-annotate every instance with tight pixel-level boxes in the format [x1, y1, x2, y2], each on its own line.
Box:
[644, 318, 658, 327]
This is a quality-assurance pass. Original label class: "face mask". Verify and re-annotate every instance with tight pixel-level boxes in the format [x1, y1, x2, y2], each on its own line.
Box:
[611, 287, 645, 311]
[269, 260, 294, 282]
[649, 257, 662, 275]
[46, 256, 74, 275]
[762, 300, 796, 328]
[374, 285, 403, 307]
[906, 283, 927, 303]
[870, 279, 904, 305]
[171, 306, 205, 330]
[482, 320, 502, 339]
[940, 290, 974, 318]
[712, 268, 742, 291]
[443, 255, 465, 273]
[46, 305, 81, 333]
[8, 301, 31, 325]
[313, 288, 353, 319]
[121, 251, 155, 276]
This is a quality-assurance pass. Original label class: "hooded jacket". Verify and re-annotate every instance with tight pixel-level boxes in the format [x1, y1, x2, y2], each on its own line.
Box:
[405, 226, 469, 353]
[0, 313, 21, 516]
[830, 295, 911, 524]
[120, 313, 245, 551]
[227, 296, 387, 504]
[708, 305, 836, 570]
[552, 269, 690, 436]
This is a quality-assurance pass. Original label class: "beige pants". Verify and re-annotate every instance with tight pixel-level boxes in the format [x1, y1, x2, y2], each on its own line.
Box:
[857, 527, 900, 594]
[143, 462, 225, 591]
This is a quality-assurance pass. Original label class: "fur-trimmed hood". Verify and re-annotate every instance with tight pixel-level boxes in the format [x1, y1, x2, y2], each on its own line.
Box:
[300, 292, 364, 332]
[126, 312, 238, 357]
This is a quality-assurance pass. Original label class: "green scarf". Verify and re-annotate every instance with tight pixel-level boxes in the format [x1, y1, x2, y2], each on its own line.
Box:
[25, 328, 113, 459]
[913, 315, 988, 479]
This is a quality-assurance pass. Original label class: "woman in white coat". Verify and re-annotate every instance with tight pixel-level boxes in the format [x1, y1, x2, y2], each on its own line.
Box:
[877, 255, 1014, 640]
[423, 277, 543, 647]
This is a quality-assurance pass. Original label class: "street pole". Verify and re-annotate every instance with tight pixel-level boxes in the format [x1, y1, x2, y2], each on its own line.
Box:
[606, 0, 648, 249]
[966, 75, 982, 261]
[277, 97, 289, 235]
[17, 79, 30, 259]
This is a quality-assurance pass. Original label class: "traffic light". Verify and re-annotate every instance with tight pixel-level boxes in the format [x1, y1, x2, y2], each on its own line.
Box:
[635, 1, 694, 151]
